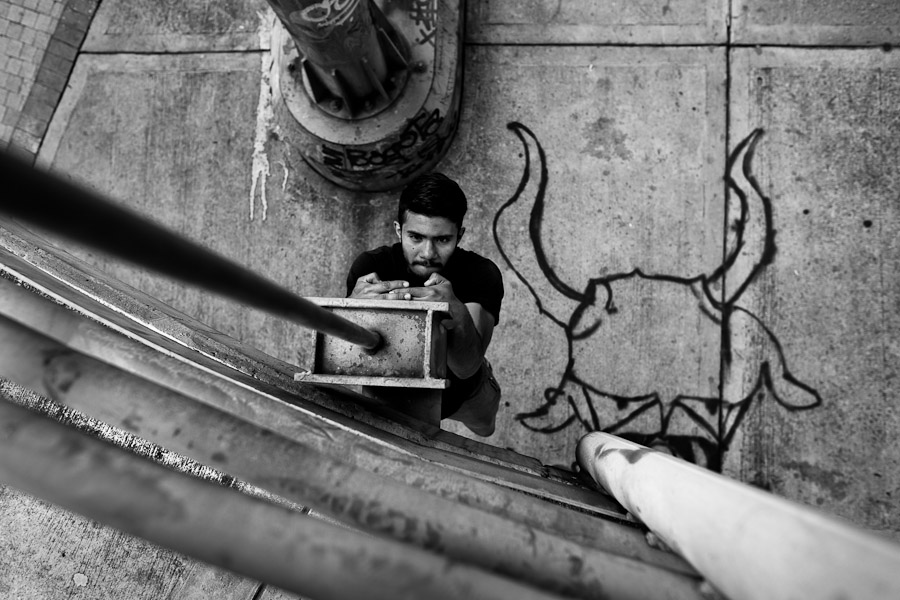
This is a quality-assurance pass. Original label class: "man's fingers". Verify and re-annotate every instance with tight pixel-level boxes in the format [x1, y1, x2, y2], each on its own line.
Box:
[378, 280, 409, 292]
[350, 276, 412, 300]
[385, 289, 412, 300]
[405, 286, 439, 300]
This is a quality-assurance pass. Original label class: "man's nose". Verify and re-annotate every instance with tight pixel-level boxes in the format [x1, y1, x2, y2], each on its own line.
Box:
[420, 240, 436, 258]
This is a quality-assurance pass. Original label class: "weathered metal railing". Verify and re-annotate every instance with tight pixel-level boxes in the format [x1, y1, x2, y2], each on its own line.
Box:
[0, 389, 567, 600]
[0, 230, 707, 599]
[0, 310, 704, 600]
[577, 432, 900, 600]
[0, 149, 383, 351]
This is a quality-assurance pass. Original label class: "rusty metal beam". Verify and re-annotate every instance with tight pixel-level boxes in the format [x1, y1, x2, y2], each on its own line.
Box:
[577, 432, 900, 600]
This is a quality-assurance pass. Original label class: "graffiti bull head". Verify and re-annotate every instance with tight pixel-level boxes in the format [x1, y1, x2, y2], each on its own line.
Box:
[493, 122, 821, 471]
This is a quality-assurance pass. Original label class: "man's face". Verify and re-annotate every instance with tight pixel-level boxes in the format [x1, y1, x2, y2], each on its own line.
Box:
[395, 211, 463, 278]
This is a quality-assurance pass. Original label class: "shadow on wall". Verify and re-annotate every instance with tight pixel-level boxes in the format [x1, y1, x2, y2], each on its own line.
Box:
[494, 122, 822, 472]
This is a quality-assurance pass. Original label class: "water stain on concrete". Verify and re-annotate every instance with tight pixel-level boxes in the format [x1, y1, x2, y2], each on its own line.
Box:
[249, 10, 277, 222]
[582, 116, 632, 161]
[42, 350, 82, 397]
[782, 460, 849, 501]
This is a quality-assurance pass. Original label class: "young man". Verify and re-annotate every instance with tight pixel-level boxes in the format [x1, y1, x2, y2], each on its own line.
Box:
[346, 172, 504, 436]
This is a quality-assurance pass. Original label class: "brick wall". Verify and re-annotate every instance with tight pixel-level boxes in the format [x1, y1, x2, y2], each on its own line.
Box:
[0, 0, 98, 159]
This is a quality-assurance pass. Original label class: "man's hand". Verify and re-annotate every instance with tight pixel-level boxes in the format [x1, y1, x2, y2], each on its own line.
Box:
[407, 274, 465, 330]
[406, 273, 455, 302]
[349, 272, 411, 300]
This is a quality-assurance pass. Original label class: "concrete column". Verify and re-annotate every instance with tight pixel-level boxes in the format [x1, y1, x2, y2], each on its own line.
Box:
[272, 0, 464, 191]
[266, 0, 408, 117]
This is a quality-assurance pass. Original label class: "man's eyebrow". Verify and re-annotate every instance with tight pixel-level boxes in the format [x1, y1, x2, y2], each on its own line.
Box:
[404, 229, 452, 238]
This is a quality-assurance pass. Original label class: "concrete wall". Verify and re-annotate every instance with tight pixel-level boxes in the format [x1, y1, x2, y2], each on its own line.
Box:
[2, 0, 898, 560]
[465, 1, 900, 541]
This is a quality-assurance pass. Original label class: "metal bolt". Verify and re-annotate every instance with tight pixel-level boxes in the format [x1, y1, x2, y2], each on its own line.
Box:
[645, 531, 672, 553]
[699, 579, 726, 600]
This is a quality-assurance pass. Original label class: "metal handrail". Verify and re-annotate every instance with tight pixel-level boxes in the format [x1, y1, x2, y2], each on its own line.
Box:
[0, 390, 564, 600]
[0, 311, 704, 600]
[577, 432, 900, 600]
[0, 150, 383, 351]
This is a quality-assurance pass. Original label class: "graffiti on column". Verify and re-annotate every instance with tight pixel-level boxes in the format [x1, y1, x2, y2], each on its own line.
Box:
[290, 0, 362, 29]
[410, 0, 438, 46]
[275, 0, 458, 190]
[493, 122, 822, 471]
[319, 107, 454, 181]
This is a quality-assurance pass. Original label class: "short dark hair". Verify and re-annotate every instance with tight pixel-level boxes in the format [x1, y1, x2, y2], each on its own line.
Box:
[398, 172, 467, 228]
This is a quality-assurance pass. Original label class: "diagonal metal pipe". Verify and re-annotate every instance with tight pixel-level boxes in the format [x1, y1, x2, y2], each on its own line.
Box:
[0, 149, 383, 352]
[577, 432, 900, 600]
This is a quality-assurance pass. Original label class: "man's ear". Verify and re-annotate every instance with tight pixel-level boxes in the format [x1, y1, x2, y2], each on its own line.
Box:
[458, 226, 465, 242]
[393, 221, 402, 240]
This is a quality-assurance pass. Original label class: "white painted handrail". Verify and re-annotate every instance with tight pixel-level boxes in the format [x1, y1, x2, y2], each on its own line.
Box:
[577, 432, 900, 600]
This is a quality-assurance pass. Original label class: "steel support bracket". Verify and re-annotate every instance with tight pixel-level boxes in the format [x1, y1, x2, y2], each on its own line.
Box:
[294, 297, 450, 388]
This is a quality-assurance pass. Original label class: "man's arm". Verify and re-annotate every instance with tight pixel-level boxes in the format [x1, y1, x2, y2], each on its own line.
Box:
[465, 302, 495, 354]
[447, 301, 495, 378]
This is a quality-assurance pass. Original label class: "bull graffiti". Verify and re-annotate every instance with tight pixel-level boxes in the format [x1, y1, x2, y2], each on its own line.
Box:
[493, 122, 822, 470]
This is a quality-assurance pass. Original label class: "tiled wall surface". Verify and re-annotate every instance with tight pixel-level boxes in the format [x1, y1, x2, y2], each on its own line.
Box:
[0, 0, 96, 156]
[0, 0, 65, 147]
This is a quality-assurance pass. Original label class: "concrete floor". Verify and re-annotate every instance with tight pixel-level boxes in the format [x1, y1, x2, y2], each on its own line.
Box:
[2, 0, 900, 595]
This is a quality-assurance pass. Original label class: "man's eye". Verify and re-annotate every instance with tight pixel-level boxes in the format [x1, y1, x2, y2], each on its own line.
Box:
[409, 234, 422, 242]
[437, 237, 451, 244]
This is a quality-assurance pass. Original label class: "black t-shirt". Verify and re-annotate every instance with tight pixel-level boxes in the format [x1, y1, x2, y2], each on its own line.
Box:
[346, 243, 503, 324]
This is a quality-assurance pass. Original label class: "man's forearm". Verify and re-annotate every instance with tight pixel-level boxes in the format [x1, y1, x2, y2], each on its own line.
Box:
[445, 301, 484, 379]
